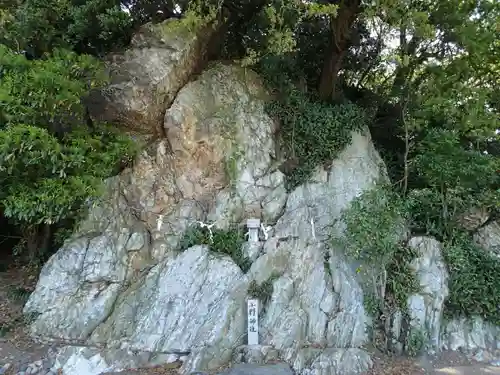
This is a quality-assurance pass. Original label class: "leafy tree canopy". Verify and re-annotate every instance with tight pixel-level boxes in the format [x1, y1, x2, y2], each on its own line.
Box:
[0, 45, 136, 261]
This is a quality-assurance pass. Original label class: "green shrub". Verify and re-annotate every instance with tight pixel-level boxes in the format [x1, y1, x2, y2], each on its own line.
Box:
[0, 46, 138, 262]
[247, 273, 281, 308]
[338, 186, 407, 266]
[442, 231, 500, 325]
[406, 129, 500, 324]
[179, 225, 252, 272]
[336, 185, 420, 309]
[386, 245, 421, 308]
[406, 328, 426, 357]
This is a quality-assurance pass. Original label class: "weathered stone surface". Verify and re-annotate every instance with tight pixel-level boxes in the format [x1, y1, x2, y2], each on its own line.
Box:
[51, 345, 183, 374]
[474, 220, 500, 259]
[87, 19, 217, 135]
[164, 63, 286, 229]
[232, 345, 280, 365]
[458, 207, 490, 231]
[23, 233, 131, 340]
[441, 317, 500, 354]
[91, 245, 248, 370]
[24, 64, 387, 375]
[406, 236, 449, 350]
[26, 62, 280, 356]
[245, 131, 385, 375]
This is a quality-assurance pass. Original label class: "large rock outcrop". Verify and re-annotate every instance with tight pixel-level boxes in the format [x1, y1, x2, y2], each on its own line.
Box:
[24, 61, 388, 374]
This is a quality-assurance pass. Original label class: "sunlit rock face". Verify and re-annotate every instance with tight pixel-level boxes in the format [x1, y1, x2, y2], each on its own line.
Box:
[25, 33, 391, 374]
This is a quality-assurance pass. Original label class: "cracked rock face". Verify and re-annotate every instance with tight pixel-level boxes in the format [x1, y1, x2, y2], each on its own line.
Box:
[474, 220, 500, 259]
[86, 18, 217, 136]
[406, 236, 449, 350]
[25, 60, 388, 375]
[386, 234, 500, 358]
[441, 317, 500, 354]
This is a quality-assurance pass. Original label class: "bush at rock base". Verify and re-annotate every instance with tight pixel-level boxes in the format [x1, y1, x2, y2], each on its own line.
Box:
[336, 185, 420, 310]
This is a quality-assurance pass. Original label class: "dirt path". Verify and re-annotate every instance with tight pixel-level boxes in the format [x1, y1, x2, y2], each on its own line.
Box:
[1, 265, 499, 375]
[366, 351, 500, 375]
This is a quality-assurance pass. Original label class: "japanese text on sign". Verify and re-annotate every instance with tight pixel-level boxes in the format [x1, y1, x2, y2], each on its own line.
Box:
[247, 299, 259, 345]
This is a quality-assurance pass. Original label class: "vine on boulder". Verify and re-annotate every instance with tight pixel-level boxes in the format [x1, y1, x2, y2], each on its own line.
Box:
[265, 86, 366, 189]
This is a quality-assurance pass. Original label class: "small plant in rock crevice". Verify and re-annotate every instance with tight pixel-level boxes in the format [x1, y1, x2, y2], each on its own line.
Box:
[405, 328, 427, 357]
[179, 224, 252, 272]
[247, 273, 281, 310]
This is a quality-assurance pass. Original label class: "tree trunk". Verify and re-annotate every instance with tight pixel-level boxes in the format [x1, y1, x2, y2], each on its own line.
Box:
[389, 35, 422, 99]
[318, 0, 361, 100]
[24, 224, 52, 264]
[318, 38, 347, 100]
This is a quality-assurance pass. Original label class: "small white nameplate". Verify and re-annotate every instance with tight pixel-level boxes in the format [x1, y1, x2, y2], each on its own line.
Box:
[247, 299, 259, 345]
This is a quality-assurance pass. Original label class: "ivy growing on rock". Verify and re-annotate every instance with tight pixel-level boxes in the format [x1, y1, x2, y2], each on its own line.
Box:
[442, 232, 500, 325]
[265, 85, 366, 189]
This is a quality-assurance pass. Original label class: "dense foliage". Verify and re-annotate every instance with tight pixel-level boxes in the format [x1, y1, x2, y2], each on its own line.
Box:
[0, 0, 133, 57]
[337, 186, 420, 308]
[0, 0, 499, 345]
[266, 86, 366, 188]
[0, 34, 136, 261]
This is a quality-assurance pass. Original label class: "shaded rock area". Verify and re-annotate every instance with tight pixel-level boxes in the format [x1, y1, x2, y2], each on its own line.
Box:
[86, 18, 218, 137]
[386, 228, 500, 364]
[407, 237, 449, 351]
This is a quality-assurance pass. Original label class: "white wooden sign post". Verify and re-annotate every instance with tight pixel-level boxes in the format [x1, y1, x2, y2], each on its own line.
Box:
[247, 299, 259, 346]
[246, 218, 261, 243]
